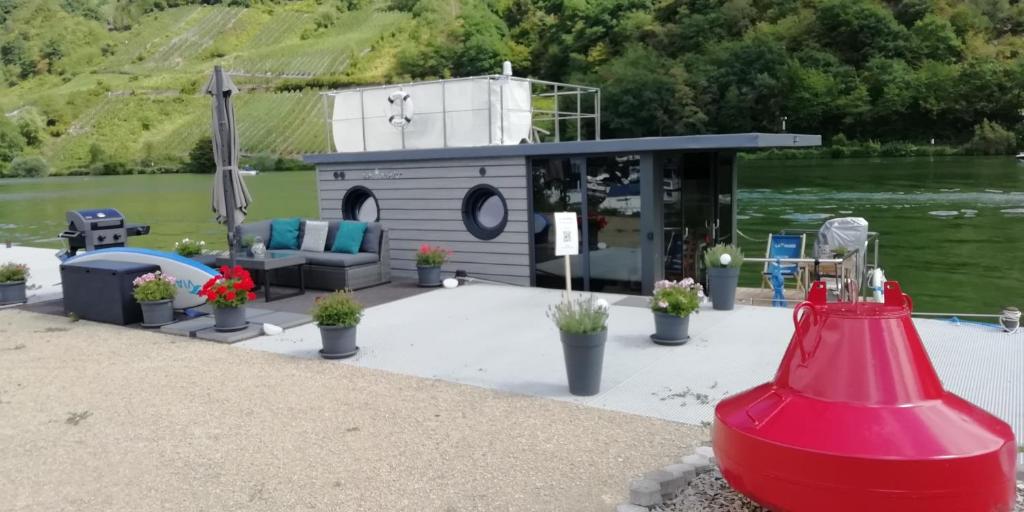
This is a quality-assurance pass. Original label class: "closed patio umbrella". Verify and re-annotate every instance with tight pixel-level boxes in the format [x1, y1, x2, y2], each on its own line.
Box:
[206, 65, 251, 266]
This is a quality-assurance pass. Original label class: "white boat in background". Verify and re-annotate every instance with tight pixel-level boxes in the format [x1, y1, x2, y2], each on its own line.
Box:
[239, 168, 259, 176]
[1015, 152, 1024, 161]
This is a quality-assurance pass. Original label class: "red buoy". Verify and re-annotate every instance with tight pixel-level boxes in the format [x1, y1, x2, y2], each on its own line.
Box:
[714, 281, 1018, 512]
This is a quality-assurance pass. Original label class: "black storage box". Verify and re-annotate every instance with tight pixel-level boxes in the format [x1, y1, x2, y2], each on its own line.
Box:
[60, 259, 160, 325]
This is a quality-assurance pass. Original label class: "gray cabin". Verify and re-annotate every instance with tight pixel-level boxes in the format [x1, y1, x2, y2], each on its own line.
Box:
[304, 133, 821, 295]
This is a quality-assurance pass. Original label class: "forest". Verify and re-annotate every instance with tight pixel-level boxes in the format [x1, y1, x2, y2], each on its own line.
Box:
[3, 0, 1024, 176]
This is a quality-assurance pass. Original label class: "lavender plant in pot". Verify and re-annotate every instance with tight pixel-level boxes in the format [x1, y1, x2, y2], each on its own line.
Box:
[650, 278, 703, 345]
[704, 245, 744, 311]
[132, 271, 177, 327]
[415, 244, 451, 287]
[0, 262, 29, 306]
[311, 291, 364, 359]
[548, 294, 609, 396]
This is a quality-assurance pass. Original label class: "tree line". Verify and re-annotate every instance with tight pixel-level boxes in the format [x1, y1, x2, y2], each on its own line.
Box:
[391, 0, 1024, 152]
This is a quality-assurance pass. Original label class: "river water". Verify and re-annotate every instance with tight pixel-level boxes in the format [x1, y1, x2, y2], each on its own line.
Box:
[1, 156, 1021, 313]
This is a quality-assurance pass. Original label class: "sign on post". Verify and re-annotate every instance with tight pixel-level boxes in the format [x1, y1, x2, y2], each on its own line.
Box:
[553, 212, 579, 294]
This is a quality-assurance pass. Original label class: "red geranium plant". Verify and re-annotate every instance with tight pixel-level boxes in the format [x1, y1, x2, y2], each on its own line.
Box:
[200, 265, 257, 308]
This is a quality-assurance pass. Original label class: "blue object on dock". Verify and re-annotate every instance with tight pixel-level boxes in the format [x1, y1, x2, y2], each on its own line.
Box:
[769, 261, 786, 308]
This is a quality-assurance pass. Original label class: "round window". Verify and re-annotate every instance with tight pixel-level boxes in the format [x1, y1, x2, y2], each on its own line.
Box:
[462, 185, 508, 240]
[342, 186, 379, 222]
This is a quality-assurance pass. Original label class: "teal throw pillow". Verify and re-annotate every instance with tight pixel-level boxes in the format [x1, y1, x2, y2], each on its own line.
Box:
[331, 221, 367, 254]
[269, 217, 302, 250]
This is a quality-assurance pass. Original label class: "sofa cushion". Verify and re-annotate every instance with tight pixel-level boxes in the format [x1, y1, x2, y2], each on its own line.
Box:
[300, 220, 329, 253]
[331, 221, 366, 254]
[236, 220, 271, 246]
[269, 218, 302, 250]
[324, 221, 342, 252]
[302, 251, 378, 267]
[361, 222, 383, 254]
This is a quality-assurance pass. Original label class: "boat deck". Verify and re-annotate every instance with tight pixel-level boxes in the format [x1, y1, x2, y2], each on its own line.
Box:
[238, 283, 1023, 468]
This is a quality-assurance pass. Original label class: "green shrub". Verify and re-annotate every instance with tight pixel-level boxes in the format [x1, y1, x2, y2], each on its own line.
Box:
[0, 262, 29, 283]
[547, 294, 608, 334]
[704, 244, 744, 269]
[311, 291, 364, 327]
[132, 271, 177, 302]
[9, 156, 50, 177]
[965, 119, 1016, 155]
[651, 279, 703, 318]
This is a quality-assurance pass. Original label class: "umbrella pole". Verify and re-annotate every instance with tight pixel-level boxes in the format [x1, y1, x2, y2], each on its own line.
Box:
[214, 65, 237, 268]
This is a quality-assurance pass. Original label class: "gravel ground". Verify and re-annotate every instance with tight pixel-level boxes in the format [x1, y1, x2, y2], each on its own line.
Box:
[654, 469, 1024, 511]
[0, 309, 704, 512]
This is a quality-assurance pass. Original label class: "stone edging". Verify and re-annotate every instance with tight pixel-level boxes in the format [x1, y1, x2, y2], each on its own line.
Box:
[617, 444, 716, 510]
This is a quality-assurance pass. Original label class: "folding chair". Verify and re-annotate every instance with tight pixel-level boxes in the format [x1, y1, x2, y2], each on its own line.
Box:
[761, 233, 807, 293]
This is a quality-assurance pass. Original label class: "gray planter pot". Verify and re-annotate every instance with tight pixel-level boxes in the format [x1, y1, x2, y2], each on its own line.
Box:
[652, 312, 691, 345]
[0, 280, 26, 306]
[708, 266, 740, 311]
[213, 305, 247, 332]
[140, 299, 174, 327]
[560, 330, 607, 396]
[417, 265, 442, 287]
[318, 324, 359, 359]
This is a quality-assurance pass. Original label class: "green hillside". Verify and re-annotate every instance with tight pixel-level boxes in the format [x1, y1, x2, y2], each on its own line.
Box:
[5, 0, 1024, 177]
[0, 0, 409, 176]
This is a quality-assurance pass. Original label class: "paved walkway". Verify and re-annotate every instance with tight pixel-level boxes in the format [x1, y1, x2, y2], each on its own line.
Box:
[0, 246, 63, 306]
[238, 283, 1024, 465]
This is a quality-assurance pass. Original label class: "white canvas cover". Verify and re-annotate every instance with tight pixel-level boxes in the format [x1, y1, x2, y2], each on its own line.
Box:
[813, 217, 869, 258]
[331, 77, 533, 152]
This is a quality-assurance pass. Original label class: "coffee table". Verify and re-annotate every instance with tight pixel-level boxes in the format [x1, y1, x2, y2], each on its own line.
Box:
[215, 251, 307, 302]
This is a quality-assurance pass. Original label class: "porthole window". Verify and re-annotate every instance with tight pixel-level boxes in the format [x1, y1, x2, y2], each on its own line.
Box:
[342, 186, 379, 222]
[462, 185, 508, 240]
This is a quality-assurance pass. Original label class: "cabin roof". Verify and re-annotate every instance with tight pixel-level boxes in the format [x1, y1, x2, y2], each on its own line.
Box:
[304, 132, 822, 165]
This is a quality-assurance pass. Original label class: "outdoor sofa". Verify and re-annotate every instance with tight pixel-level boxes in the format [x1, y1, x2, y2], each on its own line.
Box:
[234, 219, 390, 291]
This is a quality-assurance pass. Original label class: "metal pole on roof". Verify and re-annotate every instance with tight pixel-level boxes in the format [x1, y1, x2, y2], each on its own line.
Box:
[554, 84, 560, 142]
[576, 89, 581, 141]
[321, 93, 332, 152]
[595, 90, 601, 140]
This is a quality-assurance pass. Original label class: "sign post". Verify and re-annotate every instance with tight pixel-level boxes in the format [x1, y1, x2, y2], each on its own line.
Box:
[553, 212, 579, 296]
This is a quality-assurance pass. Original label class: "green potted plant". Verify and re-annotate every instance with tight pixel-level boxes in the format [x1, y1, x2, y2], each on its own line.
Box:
[132, 271, 177, 327]
[650, 278, 703, 344]
[199, 265, 257, 332]
[0, 262, 29, 306]
[704, 245, 744, 311]
[547, 294, 609, 396]
[311, 291, 364, 359]
[174, 238, 206, 257]
[415, 244, 451, 287]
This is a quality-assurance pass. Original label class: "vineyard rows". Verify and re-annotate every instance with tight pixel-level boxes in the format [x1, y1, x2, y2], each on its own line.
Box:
[143, 7, 246, 67]
[235, 91, 326, 155]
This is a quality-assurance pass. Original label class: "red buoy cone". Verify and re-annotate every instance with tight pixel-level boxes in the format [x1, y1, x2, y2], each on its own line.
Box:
[714, 281, 1018, 512]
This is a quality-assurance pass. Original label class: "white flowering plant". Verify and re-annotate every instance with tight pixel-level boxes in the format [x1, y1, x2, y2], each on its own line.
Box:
[174, 238, 206, 257]
[650, 278, 703, 318]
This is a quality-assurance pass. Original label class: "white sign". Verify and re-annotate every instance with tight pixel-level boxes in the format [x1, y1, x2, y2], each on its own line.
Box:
[554, 211, 579, 256]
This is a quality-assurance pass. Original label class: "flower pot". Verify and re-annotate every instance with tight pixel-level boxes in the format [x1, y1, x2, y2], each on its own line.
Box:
[213, 305, 247, 332]
[318, 324, 359, 359]
[652, 312, 690, 345]
[708, 266, 740, 311]
[139, 299, 174, 327]
[417, 265, 442, 287]
[560, 330, 607, 396]
[0, 280, 27, 306]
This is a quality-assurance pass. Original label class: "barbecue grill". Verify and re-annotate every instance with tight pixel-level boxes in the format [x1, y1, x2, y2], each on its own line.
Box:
[58, 208, 150, 257]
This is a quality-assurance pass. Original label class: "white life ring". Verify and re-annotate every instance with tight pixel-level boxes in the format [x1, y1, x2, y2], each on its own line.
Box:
[387, 91, 414, 128]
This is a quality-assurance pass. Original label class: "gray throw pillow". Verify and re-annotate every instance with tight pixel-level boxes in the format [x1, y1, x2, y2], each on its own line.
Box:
[300, 220, 329, 253]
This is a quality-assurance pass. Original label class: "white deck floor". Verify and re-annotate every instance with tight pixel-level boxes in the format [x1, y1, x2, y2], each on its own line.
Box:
[0, 245, 64, 306]
[238, 283, 1023, 464]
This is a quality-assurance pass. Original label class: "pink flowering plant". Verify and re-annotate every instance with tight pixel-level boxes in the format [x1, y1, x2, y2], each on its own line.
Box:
[415, 244, 451, 267]
[0, 262, 29, 283]
[650, 278, 704, 318]
[132, 271, 177, 303]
